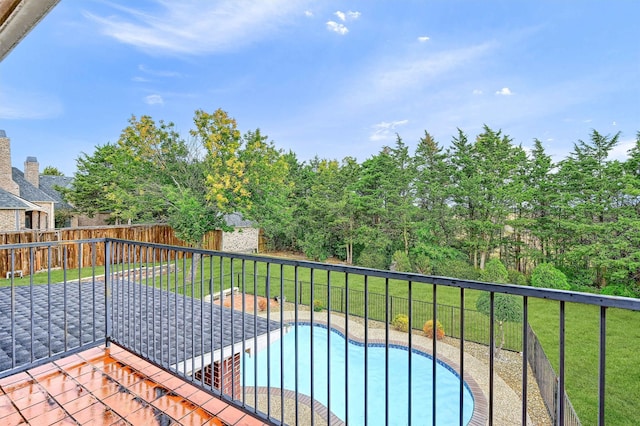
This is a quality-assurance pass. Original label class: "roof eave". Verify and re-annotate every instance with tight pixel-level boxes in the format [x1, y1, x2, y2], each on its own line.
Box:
[0, 0, 61, 61]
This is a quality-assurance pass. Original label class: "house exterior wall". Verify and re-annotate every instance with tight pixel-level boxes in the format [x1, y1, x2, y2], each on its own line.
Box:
[34, 201, 54, 229]
[194, 353, 241, 397]
[0, 210, 22, 231]
[221, 227, 259, 253]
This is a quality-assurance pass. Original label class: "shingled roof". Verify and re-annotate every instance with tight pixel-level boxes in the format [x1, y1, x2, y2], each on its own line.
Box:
[39, 174, 74, 209]
[0, 279, 280, 372]
[11, 167, 54, 203]
[0, 187, 45, 210]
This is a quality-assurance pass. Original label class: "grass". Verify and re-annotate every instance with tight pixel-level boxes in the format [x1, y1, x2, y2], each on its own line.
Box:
[5, 254, 637, 425]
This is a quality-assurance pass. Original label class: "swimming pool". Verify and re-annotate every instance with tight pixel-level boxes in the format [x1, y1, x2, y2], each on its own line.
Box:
[242, 323, 474, 425]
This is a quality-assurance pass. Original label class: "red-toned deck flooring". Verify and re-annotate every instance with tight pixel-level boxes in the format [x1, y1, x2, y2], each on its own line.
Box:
[0, 345, 268, 426]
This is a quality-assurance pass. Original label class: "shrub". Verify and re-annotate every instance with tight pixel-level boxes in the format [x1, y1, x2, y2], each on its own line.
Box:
[508, 269, 528, 286]
[392, 314, 409, 332]
[531, 263, 570, 290]
[423, 320, 445, 340]
[357, 247, 388, 270]
[431, 259, 479, 280]
[257, 298, 268, 312]
[601, 285, 638, 298]
[391, 250, 412, 272]
[481, 258, 508, 283]
[412, 253, 432, 275]
[313, 299, 324, 312]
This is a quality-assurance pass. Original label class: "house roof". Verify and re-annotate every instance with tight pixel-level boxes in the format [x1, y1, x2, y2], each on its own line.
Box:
[11, 167, 54, 203]
[39, 174, 74, 209]
[0, 279, 279, 371]
[224, 212, 255, 228]
[0, 187, 45, 211]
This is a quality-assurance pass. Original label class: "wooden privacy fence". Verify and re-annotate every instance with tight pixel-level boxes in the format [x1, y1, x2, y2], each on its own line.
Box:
[0, 224, 221, 278]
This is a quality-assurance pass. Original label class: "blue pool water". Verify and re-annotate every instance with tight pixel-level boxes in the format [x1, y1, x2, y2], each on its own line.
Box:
[242, 324, 474, 425]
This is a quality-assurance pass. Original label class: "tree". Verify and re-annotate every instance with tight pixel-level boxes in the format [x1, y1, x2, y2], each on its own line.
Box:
[555, 130, 626, 287]
[449, 126, 525, 269]
[413, 131, 454, 246]
[238, 129, 292, 249]
[43, 166, 63, 176]
[476, 292, 522, 357]
[62, 144, 134, 223]
[531, 263, 569, 290]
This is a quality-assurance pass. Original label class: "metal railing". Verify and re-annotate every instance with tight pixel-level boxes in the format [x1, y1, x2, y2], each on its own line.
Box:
[526, 323, 581, 426]
[238, 276, 523, 351]
[0, 238, 639, 425]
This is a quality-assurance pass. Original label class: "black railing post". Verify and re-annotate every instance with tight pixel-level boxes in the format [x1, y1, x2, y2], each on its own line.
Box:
[104, 239, 112, 346]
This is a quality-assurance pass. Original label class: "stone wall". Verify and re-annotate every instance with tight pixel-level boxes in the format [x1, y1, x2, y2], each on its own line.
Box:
[221, 227, 259, 253]
[0, 210, 22, 231]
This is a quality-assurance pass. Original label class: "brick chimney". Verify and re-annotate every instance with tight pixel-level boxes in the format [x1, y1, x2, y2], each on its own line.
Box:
[0, 130, 20, 196]
[24, 156, 39, 188]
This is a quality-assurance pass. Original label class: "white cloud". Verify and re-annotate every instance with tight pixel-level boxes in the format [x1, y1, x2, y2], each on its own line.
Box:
[144, 94, 164, 105]
[612, 121, 617, 126]
[367, 42, 495, 95]
[132, 76, 150, 82]
[304, 10, 313, 17]
[334, 10, 360, 22]
[472, 89, 483, 95]
[84, 1, 312, 55]
[495, 87, 513, 96]
[609, 137, 635, 161]
[326, 21, 348, 35]
[417, 36, 430, 42]
[370, 120, 409, 141]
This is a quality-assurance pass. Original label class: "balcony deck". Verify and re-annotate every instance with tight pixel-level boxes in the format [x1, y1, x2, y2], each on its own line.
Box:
[0, 238, 639, 425]
[0, 344, 267, 426]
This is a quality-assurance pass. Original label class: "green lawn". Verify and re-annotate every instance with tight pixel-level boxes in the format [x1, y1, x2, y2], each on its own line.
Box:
[6, 255, 637, 425]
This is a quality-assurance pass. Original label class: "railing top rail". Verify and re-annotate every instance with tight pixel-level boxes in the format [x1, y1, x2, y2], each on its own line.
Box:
[105, 238, 640, 312]
[4, 235, 634, 314]
[1, 238, 106, 250]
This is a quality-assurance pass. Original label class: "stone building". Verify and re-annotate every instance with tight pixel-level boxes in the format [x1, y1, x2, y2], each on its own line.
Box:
[0, 130, 55, 231]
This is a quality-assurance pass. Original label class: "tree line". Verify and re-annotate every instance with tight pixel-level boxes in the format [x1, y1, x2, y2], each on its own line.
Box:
[61, 109, 640, 295]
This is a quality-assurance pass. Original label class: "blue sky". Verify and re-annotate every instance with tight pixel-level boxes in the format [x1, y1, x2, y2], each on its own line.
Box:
[1, 0, 638, 175]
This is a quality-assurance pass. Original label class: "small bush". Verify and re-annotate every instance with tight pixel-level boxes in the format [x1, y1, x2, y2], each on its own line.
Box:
[423, 320, 445, 340]
[531, 263, 570, 290]
[357, 247, 388, 270]
[313, 299, 324, 312]
[392, 314, 409, 332]
[431, 259, 479, 280]
[412, 253, 432, 275]
[258, 298, 268, 312]
[601, 285, 638, 298]
[481, 258, 508, 284]
[508, 269, 528, 286]
[391, 250, 412, 272]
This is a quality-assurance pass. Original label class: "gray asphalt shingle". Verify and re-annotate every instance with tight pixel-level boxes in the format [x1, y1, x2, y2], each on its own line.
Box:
[11, 167, 55, 202]
[0, 279, 279, 371]
[39, 175, 74, 209]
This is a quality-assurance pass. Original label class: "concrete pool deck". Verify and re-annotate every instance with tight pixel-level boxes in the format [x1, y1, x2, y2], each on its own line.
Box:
[248, 307, 534, 426]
